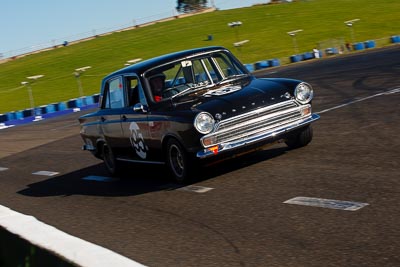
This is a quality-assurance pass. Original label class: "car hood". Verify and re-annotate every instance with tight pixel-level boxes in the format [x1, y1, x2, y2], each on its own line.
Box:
[173, 77, 300, 119]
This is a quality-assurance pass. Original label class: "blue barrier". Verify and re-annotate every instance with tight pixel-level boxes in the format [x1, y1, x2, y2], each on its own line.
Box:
[85, 95, 94, 105]
[302, 52, 314, 60]
[93, 94, 100, 103]
[0, 95, 96, 124]
[58, 102, 67, 111]
[76, 97, 85, 108]
[39, 105, 48, 115]
[244, 63, 254, 72]
[268, 59, 280, 67]
[67, 99, 78, 109]
[176, 77, 186, 85]
[364, 40, 376, 49]
[391, 35, 400, 43]
[353, 42, 365, 51]
[254, 60, 270, 70]
[290, 55, 302, 63]
[0, 114, 6, 123]
[6, 112, 16, 121]
[22, 109, 33, 118]
[15, 111, 24, 120]
[46, 104, 56, 113]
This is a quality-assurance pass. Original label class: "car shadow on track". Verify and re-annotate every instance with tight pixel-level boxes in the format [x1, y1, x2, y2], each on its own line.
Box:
[17, 146, 288, 198]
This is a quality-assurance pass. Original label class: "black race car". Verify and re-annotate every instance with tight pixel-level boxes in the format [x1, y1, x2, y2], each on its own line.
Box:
[79, 46, 319, 183]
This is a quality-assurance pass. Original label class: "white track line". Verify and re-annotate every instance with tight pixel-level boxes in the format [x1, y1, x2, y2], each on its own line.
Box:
[316, 87, 400, 114]
[0, 205, 146, 267]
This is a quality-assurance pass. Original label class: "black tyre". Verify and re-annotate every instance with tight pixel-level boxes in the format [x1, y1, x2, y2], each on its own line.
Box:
[166, 139, 194, 183]
[285, 125, 313, 149]
[102, 143, 121, 175]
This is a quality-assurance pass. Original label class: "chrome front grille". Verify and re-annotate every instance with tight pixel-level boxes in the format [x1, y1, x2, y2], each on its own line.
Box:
[203, 100, 308, 147]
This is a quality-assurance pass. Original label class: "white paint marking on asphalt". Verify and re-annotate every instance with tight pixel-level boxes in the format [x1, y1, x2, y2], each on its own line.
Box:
[384, 87, 400, 95]
[32, 171, 59, 176]
[0, 205, 145, 267]
[0, 123, 15, 130]
[0, 167, 9, 172]
[177, 185, 214, 193]
[317, 87, 400, 114]
[284, 197, 369, 211]
[82, 175, 119, 182]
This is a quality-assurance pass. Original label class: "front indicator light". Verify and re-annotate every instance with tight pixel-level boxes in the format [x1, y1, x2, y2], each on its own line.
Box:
[202, 135, 217, 147]
[300, 105, 312, 116]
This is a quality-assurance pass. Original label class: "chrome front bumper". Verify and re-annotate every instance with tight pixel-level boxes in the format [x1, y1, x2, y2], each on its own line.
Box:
[196, 113, 320, 159]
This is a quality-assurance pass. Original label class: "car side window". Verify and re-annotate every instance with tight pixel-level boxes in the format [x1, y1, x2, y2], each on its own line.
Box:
[126, 76, 148, 106]
[103, 77, 125, 109]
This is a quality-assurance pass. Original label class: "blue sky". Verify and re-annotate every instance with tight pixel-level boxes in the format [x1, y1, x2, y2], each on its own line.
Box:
[0, 0, 268, 57]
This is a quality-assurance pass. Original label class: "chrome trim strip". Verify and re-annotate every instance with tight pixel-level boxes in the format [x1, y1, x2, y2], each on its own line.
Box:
[201, 100, 307, 148]
[217, 100, 298, 128]
[196, 113, 320, 159]
[116, 157, 165, 165]
[210, 106, 302, 145]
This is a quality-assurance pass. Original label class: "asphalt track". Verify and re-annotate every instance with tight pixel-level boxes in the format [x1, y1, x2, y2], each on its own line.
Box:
[0, 45, 399, 267]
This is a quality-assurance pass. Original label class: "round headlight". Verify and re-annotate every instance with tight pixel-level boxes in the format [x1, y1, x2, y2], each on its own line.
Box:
[194, 112, 215, 134]
[295, 82, 314, 104]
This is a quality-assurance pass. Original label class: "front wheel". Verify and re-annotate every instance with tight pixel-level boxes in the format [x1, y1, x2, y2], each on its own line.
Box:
[285, 125, 313, 149]
[166, 139, 195, 183]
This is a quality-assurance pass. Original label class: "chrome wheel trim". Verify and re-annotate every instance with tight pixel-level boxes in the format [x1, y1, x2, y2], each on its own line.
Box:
[169, 143, 184, 178]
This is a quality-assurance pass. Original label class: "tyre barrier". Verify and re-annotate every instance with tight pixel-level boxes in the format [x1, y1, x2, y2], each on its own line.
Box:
[0, 114, 6, 123]
[6, 112, 17, 121]
[364, 40, 376, 49]
[352, 42, 365, 51]
[0, 94, 100, 126]
[244, 63, 255, 72]
[253, 58, 281, 70]
[92, 94, 100, 105]
[15, 111, 24, 120]
[22, 108, 34, 118]
[58, 102, 67, 111]
[290, 55, 303, 63]
[67, 96, 97, 109]
[268, 59, 280, 67]
[67, 99, 79, 109]
[390, 35, 400, 43]
[85, 95, 95, 105]
[254, 60, 270, 70]
[45, 103, 57, 114]
[302, 52, 314, 61]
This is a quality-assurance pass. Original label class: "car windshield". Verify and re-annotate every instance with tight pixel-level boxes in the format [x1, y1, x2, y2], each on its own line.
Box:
[145, 51, 248, 101]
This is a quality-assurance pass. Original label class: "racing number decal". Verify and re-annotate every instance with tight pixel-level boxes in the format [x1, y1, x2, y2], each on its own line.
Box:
[129, 122, 148, 159]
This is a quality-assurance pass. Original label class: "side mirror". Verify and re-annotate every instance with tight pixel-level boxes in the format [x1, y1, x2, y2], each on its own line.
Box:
[133, 103, 148, 113]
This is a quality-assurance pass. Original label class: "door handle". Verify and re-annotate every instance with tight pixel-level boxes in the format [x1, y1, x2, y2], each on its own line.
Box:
[122, 115, 127, 121]
[101, 116, 106, 122]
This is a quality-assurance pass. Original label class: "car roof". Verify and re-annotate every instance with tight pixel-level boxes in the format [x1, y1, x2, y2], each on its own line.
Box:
[103, 46, 230, 80]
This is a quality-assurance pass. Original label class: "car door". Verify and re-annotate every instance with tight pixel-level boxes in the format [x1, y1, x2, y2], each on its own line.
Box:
[100, 76, 126, 155]
[119, 75, 155, 162]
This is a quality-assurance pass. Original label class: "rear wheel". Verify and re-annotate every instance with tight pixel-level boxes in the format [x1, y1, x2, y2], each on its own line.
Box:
[102, 143, 121, 175]
[166, 139, 195, 183]
[285, 125, 313, 149]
